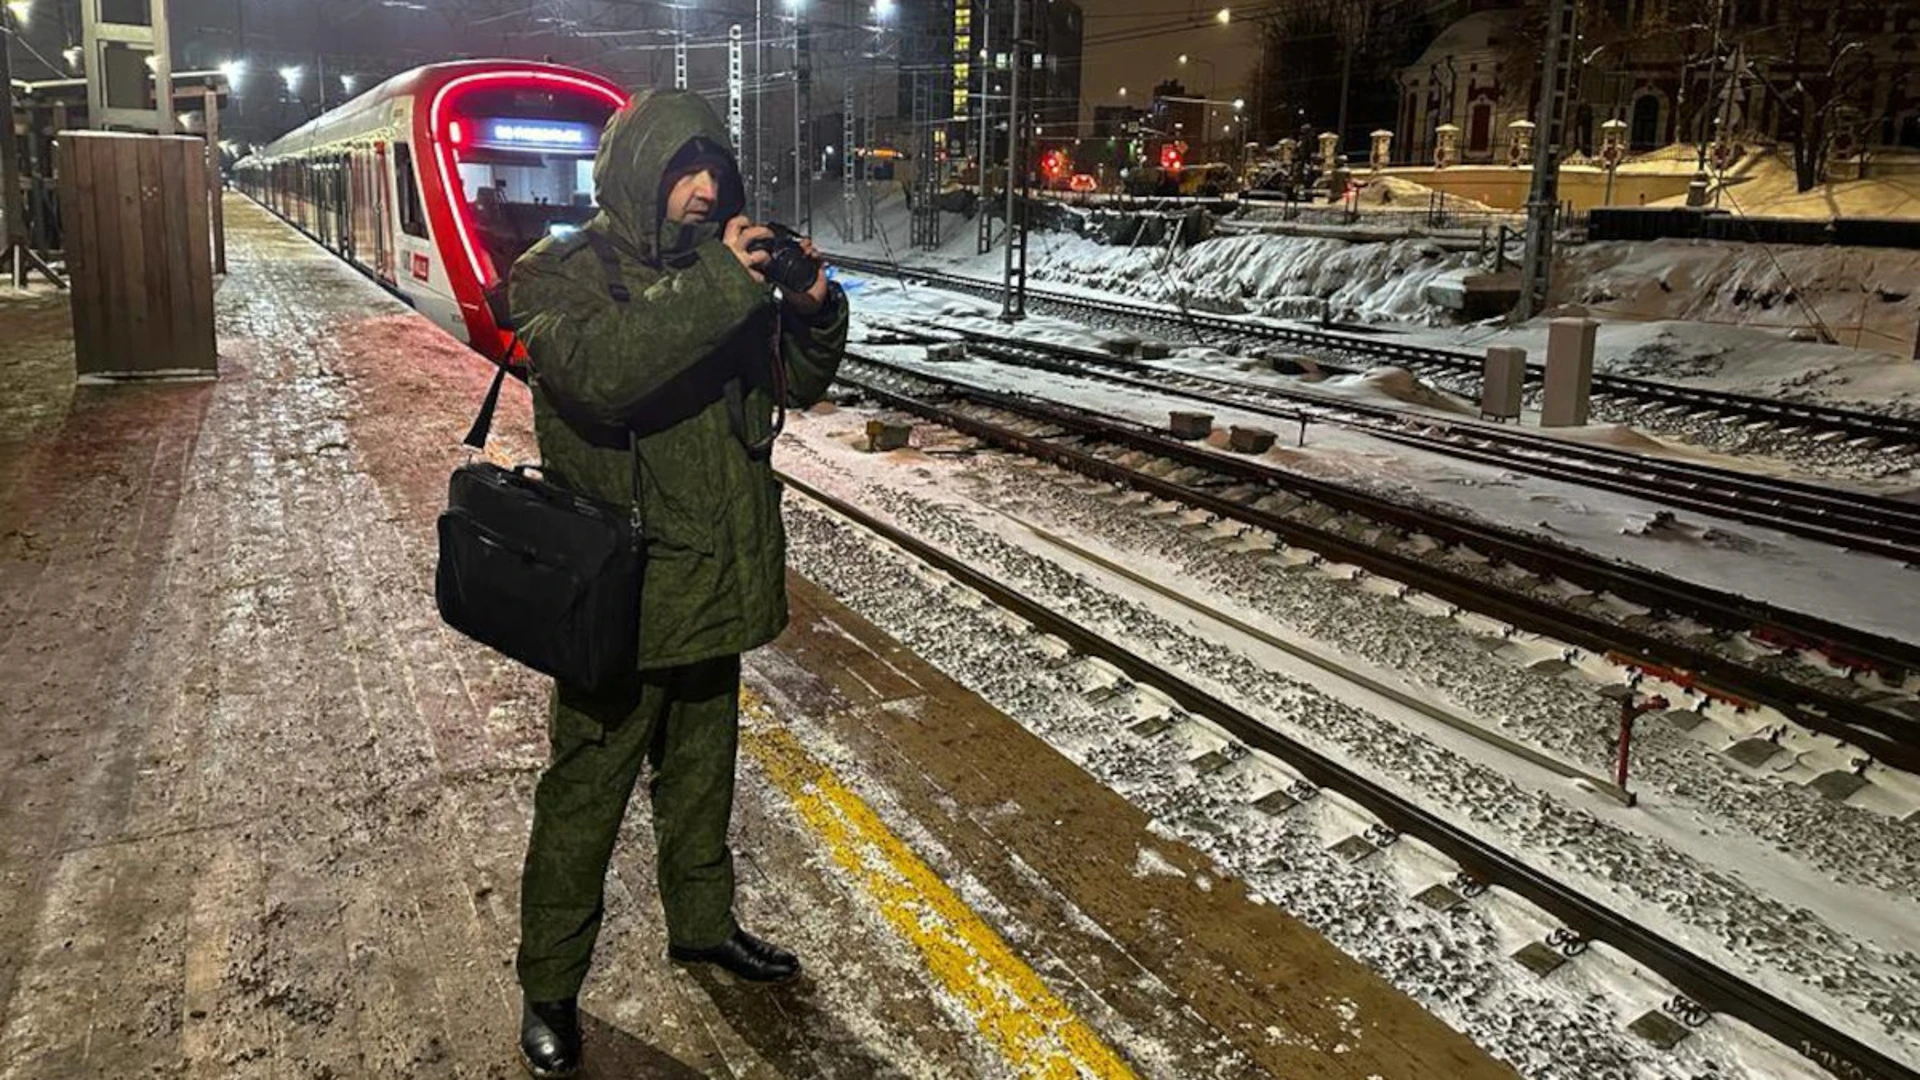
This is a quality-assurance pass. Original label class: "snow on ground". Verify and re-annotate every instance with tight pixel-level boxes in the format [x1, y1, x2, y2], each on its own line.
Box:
[840, 278, 1920, 648]
[773, 407, 1920, 1077]
[1650, 146, 1920, 220]
[819, 181, 1920, 415]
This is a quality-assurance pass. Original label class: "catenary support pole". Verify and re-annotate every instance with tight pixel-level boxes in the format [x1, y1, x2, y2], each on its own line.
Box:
[1516, 0, 1576, 320]
[999, 0, 1025, 321]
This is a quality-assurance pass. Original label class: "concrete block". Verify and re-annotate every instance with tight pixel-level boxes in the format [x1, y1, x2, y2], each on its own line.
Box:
[865, 420, 912, 452]
[924, 342, 966, 361]
[1541, 318, 1597, 427]
[1139, 341, 1173, 360]
[1190, 749, 1236, 776]
[1251, 788, 1299, 815]
[1130, 714, 1177, 738]
[1809, 769, 1870, 802]
[1099, 333, 1142, 357]
[1169, 411, 1214, 441]
[1512, 941, 1568, 977]
[1330, 835, 1379, 863]
[1725, 737, 1783, 769]
[1481, 346, 1526, 420]
[1628, 1010, 1693, 1050]
[1227, 426, 1277, 454]
[1661, 709, 1708, 733]
[1414, 883, 1465, 912]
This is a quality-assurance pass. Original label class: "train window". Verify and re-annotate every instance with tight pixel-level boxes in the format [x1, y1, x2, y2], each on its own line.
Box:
[442, 86, 618, 274]
[393, 142, 430, 239]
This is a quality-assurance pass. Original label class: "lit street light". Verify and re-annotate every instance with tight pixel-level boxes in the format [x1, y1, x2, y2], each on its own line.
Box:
[220, 59, 247, 90]
[6, 1, 30, 27]
[1216, 7, 1231, 24]
[280, 65, 303, 97]
[340, 73, 358, 94]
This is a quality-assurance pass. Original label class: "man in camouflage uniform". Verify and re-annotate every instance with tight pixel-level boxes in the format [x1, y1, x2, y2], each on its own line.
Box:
[507, 89, 847, 1078]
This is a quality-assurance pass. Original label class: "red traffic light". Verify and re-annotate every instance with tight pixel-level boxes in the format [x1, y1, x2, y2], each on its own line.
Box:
[1158, 143, 1183, 171]
[1041, 149, 1069, 177]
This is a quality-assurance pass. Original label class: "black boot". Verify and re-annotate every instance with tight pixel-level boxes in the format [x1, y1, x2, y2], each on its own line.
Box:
[668, 928, 800, 983]
[519, 997, 582, 1079]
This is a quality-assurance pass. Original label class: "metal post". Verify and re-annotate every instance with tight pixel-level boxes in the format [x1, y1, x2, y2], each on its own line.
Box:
[674, 14, 688, 91]
[1516, 0, 1576, 320]
[843, 58, 856, 242]
[999, 0, 1026, 321]
[862, 45, 875, 241]
[728, 25, 744, 152]
[793, 8, 811, 231]
[205, 86, 226, 275]
[753, 0, 764, 219]
[977, 0, 994, 255]
[0, 4, 23, 285]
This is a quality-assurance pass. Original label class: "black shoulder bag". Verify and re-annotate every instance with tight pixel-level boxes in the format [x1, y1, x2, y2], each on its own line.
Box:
[433, 247, 644, 692]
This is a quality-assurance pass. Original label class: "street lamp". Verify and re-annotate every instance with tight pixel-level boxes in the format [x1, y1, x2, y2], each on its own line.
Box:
[280, 65, 303, 98]
[1216, 7, 1231, 24]
[340, 73, 357, 94]
[220, 59, 247, 90]
[6, 1, 30, 27]
[1118, 86, 1128, 98]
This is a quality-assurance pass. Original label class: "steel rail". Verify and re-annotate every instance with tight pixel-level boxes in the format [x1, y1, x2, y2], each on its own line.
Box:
[832, 254, 1920, 449]
[778, 470, 1919, 1080]
[837, 358, 1920, 772]
[933, 331, 1920, 565]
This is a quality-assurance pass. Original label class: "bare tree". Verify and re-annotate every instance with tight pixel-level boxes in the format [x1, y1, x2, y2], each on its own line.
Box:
[1739, 0, 1888, 191]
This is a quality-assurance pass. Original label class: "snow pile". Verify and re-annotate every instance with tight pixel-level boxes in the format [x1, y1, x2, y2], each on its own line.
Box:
[1318, 365, 1478, 415]
[1354, 175, 1496, 212]
[1024, 230, 1476, 324]
[1649, 146, 1920, 219]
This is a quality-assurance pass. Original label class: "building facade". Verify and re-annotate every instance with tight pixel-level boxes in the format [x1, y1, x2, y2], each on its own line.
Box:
[896, 0, 1084, 170]
[1395, 0, 1920, 168]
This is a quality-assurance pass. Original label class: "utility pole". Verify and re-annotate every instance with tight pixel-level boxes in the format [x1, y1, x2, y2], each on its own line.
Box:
[793, 6, 811, 231]
[728, 24, 744, 150]
[1516, 0, 1577, 321]
[753, 0, 763, 219]
[977, 0, 995, 255]
[999, 0, 1026, 321]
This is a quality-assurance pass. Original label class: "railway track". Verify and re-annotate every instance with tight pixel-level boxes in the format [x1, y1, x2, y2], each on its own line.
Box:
[835, 352, 1920, 775]
[779, 467, 1918, 1080]
[869, 320, 1920, 565]
[831, 254, 1920, 462]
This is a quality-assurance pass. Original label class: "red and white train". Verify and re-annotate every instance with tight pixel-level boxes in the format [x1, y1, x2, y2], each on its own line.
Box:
[235, 60, 629, 355]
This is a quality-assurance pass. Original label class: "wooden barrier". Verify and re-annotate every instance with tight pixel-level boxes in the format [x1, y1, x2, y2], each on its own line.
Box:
[60, 131, 216, 379]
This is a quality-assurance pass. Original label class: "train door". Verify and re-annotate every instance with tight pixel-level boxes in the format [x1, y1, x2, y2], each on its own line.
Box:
[372, 142, 394, 282]
[341, 151, 358, 262]
[333, 154, 351, 255]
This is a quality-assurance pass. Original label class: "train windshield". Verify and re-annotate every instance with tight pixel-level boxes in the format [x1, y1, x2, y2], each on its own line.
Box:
[450, 85, 619, 275]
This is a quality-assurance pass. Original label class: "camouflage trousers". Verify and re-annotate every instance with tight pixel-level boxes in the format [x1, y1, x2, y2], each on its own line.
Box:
[516, 655, 741, 1000]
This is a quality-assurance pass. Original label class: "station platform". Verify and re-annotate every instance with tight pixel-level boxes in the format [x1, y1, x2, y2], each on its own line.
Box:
[0, 196, 1513, 1079]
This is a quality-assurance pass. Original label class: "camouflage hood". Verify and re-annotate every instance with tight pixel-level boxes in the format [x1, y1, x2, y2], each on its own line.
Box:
[591, 89, 746, 261]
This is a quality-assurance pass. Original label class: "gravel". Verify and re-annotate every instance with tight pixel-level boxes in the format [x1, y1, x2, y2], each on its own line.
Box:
[776, 443, 1920, 1079]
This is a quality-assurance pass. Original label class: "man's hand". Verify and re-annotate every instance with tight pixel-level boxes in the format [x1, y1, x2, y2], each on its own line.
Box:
[781, 236, 832, 316]
[722, 215, 773, 283]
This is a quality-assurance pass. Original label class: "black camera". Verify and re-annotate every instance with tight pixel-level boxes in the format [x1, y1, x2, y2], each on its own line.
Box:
[746, 222, 822, 294]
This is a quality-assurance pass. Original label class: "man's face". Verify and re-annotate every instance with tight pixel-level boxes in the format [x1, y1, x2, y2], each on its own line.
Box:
[665, 167, 717, 224]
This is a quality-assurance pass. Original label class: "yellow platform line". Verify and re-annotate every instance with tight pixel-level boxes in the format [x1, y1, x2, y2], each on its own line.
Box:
[740, 689, 1139, 1080]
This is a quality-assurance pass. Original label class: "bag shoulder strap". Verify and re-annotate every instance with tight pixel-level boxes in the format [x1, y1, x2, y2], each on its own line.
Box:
[464, 233, 630, 452]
